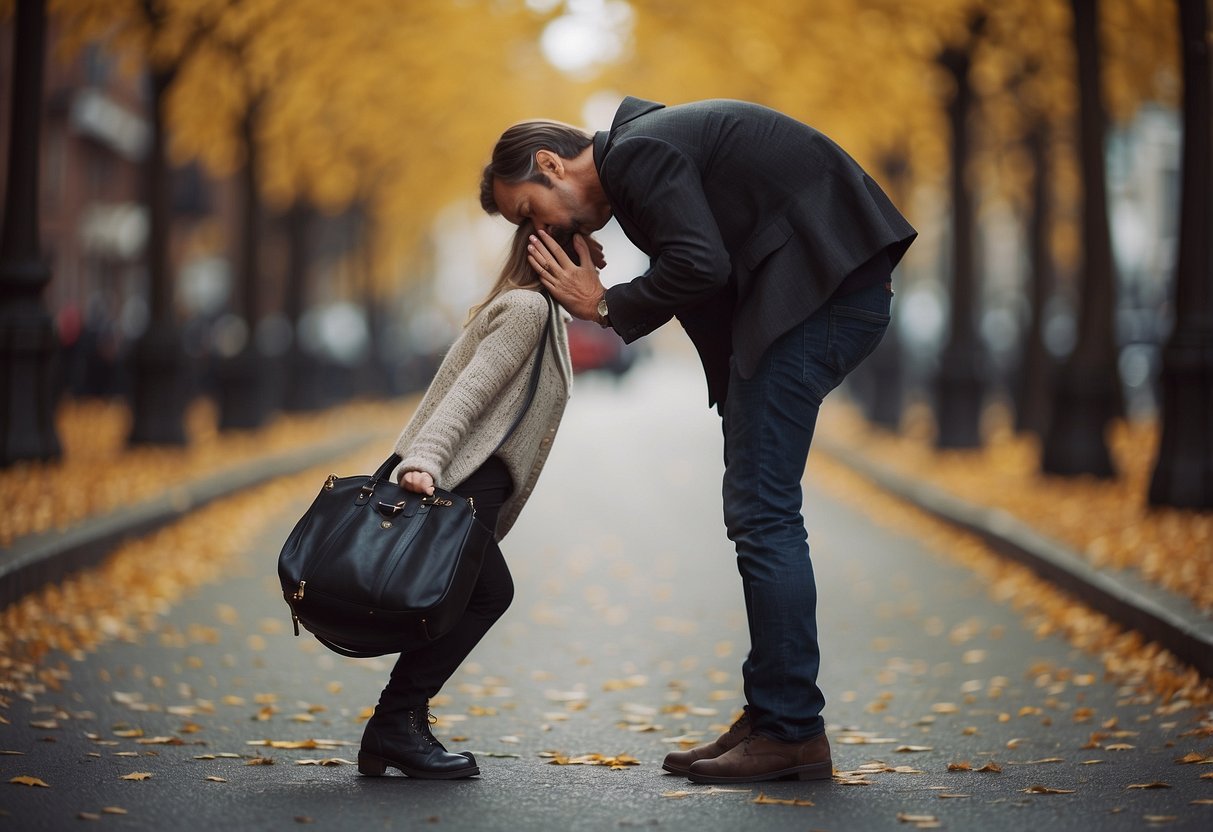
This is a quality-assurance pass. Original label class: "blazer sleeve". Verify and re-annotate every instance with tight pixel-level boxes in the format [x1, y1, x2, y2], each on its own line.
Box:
[393, 295, 545, 485]
[599, 136, 732, 343]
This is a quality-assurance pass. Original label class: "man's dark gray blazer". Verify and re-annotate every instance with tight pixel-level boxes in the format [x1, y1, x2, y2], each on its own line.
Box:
[595, 97, 917, 407]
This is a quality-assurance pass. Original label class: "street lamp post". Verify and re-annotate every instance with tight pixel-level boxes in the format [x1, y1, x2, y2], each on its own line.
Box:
[0, 0, 61, 466]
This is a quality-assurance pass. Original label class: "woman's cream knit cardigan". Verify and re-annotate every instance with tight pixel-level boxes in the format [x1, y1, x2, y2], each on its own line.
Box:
[390, 289, 572, 540]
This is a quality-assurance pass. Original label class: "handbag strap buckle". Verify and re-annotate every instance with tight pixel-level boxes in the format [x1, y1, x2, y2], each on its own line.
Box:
[356, 482, 376, 505]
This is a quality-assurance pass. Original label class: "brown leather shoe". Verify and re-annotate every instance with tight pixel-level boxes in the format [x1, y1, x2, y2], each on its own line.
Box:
[661, 712, 751, 776]
[686, 732, 832, 784]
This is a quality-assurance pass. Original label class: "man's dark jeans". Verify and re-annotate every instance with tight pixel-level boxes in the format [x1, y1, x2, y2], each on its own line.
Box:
[721, 280, 892, 742]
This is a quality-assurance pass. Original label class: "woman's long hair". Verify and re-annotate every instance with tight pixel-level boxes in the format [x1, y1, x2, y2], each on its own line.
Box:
[465, 223, 544, 326]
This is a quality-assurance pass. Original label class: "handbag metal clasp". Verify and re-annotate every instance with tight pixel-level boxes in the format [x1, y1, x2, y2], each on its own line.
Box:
[420, 495, 454, 507]
[376, 499, 407, 517]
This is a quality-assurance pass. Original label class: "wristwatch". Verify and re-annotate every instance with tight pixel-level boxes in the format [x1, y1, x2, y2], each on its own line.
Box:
[596, 293, 611, 328]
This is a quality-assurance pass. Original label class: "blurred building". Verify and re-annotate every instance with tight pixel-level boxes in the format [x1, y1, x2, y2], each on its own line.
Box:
[1, 21, 149, 395]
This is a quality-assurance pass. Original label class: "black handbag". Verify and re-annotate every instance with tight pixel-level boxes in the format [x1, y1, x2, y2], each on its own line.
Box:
[278, 298, 553, 658]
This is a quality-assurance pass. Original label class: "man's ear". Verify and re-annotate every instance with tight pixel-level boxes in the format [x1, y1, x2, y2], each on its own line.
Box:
[535, 149, 564, 179]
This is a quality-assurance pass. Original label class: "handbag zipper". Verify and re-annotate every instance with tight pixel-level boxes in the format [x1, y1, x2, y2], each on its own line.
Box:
[288, 498, 363, 637]
[289, 581, 306, 635]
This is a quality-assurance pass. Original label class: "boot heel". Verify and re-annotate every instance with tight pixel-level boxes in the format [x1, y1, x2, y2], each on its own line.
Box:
[358, 751, 388, 776]
[793, 763, 833, 781]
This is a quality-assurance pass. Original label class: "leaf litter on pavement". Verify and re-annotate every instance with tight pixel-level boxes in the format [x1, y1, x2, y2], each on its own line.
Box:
[2, 400, 1211, 828]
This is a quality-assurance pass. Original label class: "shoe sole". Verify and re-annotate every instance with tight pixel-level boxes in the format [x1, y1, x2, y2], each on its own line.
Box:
[661, 762, 692, 776]
[358, 750, 480, 779]
[686, 760, 833, 784]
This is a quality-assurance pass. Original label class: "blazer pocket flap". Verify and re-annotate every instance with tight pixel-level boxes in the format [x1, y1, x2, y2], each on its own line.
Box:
[740, 216, 793, 272]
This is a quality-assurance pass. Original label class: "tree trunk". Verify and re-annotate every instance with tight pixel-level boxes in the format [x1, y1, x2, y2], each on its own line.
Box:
[0, 0, 61, 465]
[128, 67, 190, 445]
[1014, 118, 1056, 436]
[216, 103, 271, 430]
[1148, 0, 1213, 508]
[934, 40, 986, 449]
[862, 151, 910, 430]
[281, 201, 322, 412]
[1041, 0, 1120, 476]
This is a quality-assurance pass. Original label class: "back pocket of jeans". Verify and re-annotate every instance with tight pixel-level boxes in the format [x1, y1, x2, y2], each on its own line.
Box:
[826, 305, 890, 377]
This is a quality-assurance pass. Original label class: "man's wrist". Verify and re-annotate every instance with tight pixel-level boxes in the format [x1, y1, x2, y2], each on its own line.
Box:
[595, 291, 611, 328]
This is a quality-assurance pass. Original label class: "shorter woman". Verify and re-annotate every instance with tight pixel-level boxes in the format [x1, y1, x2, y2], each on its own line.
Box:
[358, 224, 584, 780]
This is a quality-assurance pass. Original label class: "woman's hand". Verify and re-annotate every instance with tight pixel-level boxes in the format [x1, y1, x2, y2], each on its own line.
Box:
[584, 234, 607, 269]
[399, 470, 435, 495]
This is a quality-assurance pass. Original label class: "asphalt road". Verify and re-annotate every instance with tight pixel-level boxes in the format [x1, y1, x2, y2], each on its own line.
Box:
[2, 346, 1211, 831]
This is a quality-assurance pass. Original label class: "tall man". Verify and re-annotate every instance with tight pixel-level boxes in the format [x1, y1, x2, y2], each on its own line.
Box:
[480, 97, 916, 784]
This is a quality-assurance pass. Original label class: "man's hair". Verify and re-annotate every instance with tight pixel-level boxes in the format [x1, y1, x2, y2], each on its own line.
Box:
[479, 120, 593, 215]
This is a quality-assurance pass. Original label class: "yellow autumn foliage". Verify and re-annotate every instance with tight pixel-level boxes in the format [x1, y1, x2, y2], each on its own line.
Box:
[31, 0, 1181, 291]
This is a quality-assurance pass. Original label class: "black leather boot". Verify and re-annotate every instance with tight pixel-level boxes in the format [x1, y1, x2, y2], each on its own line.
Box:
[358, 705, 479, 779]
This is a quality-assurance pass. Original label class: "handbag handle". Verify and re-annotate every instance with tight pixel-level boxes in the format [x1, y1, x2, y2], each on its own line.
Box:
[372, 292, 555, 486]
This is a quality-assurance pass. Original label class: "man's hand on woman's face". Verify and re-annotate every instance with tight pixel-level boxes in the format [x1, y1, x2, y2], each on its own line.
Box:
[528, 229, 606, 321]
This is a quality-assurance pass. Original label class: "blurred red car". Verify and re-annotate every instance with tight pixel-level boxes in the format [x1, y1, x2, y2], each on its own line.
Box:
[566, 318, 637, 376]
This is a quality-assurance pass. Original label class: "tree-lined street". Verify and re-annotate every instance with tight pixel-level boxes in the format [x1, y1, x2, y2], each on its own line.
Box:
[2, 1, 1212, 829]
[2, 348, 1210, 830]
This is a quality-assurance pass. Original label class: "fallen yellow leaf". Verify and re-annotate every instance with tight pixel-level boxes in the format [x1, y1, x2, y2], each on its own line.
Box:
[753, 792, 814, 806]
[120, 772, 152, 781]
[1176, 752, 1210, 764]
[101, 807, 127, 815]
[1022, 784, 1074, 794]
[246, 739, 351, 750]
[206, 776, 227, 782]
[9, 775, 49, 788]
[295, 758, 356, 766]
[947, 761, 972, 771]
[545, 752, 639, 769]
[976, 762, 1003, 773]
[1126, 782, 1171, 789]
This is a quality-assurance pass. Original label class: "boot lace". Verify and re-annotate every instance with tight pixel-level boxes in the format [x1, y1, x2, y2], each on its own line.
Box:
[407, 707, 440, 746]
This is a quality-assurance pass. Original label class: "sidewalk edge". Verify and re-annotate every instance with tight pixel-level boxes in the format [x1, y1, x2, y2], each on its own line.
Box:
[818, 437, 1213, 680]
[0, 433, 388, 610]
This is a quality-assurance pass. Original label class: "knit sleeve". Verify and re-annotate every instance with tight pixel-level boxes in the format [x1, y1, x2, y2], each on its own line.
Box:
[393, 293, 546, 485]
